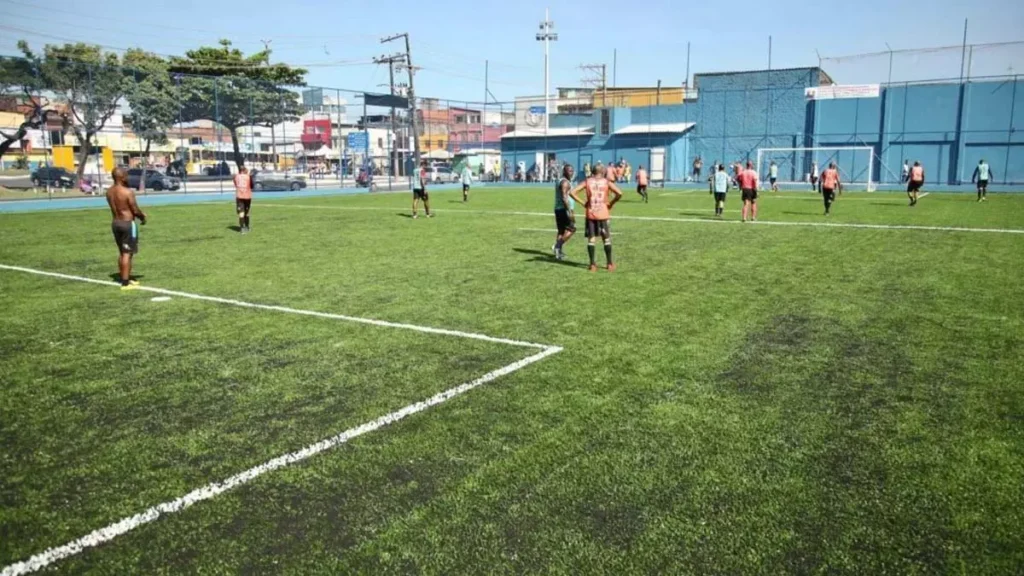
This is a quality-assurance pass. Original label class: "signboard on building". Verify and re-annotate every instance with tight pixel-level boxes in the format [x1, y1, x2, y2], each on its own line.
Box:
[805, 84, 880, 100]
[347, 131, 368, 152]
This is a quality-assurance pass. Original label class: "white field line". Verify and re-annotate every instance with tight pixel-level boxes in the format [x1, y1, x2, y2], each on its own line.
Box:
[0, 263, 563, 575]
[0, 345, 562, 576]
[0, 264, 548, 349]
[260, 204, 1024, 235]
[919, 192, 930, 199]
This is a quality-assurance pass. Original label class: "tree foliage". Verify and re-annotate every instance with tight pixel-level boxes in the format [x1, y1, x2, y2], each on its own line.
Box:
[123, 49, 176, 158]
[38, 42, 129, 178]
[0, 42, 68, 163]
[169, 40, 306, 168]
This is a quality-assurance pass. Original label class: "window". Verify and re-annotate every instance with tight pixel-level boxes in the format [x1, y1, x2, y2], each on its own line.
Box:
[378, 137, 383, 149]
[190, 136, 203, 145]
[424, 139, 432, 148]
[470, 114, 481, 124]
[600, 109, 610, 136]
[470, 133, 479, 142]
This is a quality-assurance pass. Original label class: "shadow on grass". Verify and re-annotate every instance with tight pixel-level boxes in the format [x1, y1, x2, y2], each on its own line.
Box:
[107, 273, 145, 282]
[227, 225, 242, 232]
[678, 211, 721, 220]
[512, 247, 589, 269]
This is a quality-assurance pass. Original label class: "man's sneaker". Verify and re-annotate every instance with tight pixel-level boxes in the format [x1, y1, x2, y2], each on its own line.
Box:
[412, 213, 419, 219]
[120, 283, 139, 291]
[552, 244, 559, 257]
[426, 213, 434, 218]
[607, 263, 617, 272]
[588, 264, 598, 272]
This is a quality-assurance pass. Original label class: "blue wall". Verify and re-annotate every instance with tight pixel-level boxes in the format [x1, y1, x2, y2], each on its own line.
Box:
[502, 70, 1023, 185]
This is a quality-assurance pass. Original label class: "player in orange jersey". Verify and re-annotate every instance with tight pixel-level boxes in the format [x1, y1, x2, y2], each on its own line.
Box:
[570, 163, 623, 272]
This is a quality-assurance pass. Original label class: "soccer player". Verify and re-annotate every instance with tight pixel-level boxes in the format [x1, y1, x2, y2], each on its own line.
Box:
[907, 160, 925, 206]
[711, 163, 730, 217]
[412, 160, 433, 218]
[809, 161, 819, 191]
[732, 161, 743, 188]
[820, 162, 841, 216]
[553, 164, 576, 260]
[461, 164, 473, 202]
[901, 160, 910, 183]
[570, 164, 623, 272]
[972, 159, 992, 202]
[636, 165, 649, 203]
[768, 160, 779, 192]
[233, 166, 253, 233]
[105, 167, 147, 290]
[738, 160, 759, 222]
[623, 161, 632, 184]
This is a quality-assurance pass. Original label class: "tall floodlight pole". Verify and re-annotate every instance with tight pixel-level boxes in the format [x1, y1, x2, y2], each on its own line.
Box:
[536, 9, 558, 134]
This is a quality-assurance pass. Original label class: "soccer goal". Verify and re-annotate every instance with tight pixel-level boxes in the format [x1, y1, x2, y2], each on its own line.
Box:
[756, 146, 877, 191]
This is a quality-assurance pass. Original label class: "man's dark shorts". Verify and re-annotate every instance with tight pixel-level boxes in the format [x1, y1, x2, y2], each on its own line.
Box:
[977, 179, 988, 190]
[462, 184, 470, 193]
[111, 220, 138, 255]
[741, 188, 758, 202]
[585, 218, 610, 239]
[637, 184, 647, 195]
[236, 198, 252, 214]
[769, 177, 777, 186]
[555, 209, 576, 235]
[714, 192, 726, 204]
[908, 181, 923, 193]
[413, 188, 429, 200]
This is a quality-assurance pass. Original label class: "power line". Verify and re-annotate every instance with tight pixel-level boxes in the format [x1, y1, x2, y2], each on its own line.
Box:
[0, 25, 377, 69]
[0, 0, 383, 42]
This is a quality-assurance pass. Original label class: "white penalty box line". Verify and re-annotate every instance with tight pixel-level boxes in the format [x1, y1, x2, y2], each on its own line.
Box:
[0, 264, 562, 576]
[260, 203, 1024, 235]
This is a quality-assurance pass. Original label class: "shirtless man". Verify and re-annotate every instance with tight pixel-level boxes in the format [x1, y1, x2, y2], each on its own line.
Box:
[106, 167, 147, 290]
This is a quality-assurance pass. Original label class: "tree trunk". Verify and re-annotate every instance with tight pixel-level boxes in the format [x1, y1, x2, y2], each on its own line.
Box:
[0, 127, 29, 161]
[76, 132, 93, 181]
[138, 139, 152, 193]
[229, 127, 244, 170]
[270, 124, 277, 171]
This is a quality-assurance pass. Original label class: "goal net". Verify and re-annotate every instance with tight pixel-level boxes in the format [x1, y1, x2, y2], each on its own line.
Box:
[756, 146, 877, 191]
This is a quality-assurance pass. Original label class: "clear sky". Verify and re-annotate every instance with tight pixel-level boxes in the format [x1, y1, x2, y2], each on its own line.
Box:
[1, 0, 1022, 104]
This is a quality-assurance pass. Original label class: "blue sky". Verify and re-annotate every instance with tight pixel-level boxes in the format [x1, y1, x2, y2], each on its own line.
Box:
[1, 0, 1021, 103]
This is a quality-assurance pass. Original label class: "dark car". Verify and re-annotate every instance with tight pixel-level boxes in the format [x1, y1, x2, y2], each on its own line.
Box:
[251, 171, 306, 191]
[30, 167, 77, 188]
[204, 162, 232, 176]
[126, 169, 180, 191]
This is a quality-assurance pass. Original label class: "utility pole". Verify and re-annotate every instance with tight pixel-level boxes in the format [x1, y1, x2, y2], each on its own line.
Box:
[382, 33, 421, 175]
[580, 63, 607, 107]
[536, 9, 558, 134]
[374, 53, 405, 179]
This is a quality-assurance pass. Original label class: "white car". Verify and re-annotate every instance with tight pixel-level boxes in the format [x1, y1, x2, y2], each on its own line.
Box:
[429, 166, 461, 183]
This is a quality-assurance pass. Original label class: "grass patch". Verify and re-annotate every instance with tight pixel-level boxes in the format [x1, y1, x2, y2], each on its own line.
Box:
[1, 186, 1022, 574]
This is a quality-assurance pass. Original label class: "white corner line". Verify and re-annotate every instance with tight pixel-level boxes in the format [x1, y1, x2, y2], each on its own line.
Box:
[0, 345, 562, 576]
[0, 264, 548, 349]
[259, 204, 1024, 235]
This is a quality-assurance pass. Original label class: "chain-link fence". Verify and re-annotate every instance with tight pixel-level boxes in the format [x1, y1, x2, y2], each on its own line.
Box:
[1, 38, 1022, 195]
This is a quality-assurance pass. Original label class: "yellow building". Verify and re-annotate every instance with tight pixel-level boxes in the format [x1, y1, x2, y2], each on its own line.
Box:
[593, 87, 689, 109]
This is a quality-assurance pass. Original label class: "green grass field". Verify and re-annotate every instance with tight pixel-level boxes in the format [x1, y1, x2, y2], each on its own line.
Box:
[2, 186, 1023, 574]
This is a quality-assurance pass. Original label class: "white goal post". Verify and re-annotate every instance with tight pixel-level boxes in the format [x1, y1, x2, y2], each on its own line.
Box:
[756, 146, 877, 192]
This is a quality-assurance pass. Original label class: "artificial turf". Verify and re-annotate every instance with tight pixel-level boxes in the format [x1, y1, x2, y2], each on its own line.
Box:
[1, 185, 1022, 574]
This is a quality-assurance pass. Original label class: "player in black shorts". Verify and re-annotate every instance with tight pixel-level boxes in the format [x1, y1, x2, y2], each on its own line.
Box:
[105, 167, 147, 290]
[552, 165, 576, 260]
[412, 160, 433, 218]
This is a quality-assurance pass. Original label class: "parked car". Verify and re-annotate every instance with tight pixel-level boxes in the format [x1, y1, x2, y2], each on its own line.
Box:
[30, 167, 76, 188]
[204, 162, 232, 176]
[252, 171, 306, 191]
[429, 166, 459, 183]
[126, 169, 180, 191]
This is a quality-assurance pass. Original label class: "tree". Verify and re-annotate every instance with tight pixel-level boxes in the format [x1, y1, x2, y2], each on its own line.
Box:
[38, 43, 128, 179]
[170, 40, 306, 169]
[0, 42, 68, 163]
[122, 49, 176, 162]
